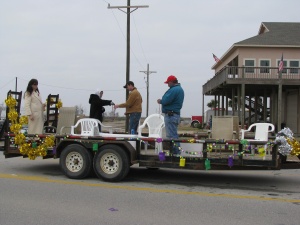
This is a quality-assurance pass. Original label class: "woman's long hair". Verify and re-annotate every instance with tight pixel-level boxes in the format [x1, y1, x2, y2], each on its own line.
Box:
[24, 78, 39, 98]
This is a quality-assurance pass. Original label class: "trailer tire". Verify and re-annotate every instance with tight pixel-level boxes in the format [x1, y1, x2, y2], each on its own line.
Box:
[191, 121, 199, 128]
[93, 144, 130, 182]
[60, 144, 93, 179]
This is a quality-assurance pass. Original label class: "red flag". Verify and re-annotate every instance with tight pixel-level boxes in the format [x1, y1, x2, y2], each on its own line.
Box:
[212, 53, 220, 63]
[279, 54, 284, 72]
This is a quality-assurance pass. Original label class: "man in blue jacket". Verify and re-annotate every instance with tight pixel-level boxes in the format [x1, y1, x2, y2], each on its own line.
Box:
[157, 75, 184, 155]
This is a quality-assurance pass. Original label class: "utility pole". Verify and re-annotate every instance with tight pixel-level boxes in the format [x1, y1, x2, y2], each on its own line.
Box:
[140, 64, 156, 117]
[108, 1, 149, 132]
[15, 77, 17, 92]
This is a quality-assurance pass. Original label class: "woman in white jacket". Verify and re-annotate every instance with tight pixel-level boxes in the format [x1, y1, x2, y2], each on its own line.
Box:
[24, 79, 45, 134]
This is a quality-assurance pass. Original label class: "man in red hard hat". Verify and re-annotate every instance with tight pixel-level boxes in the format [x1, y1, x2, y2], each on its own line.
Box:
[157, 75, 184, 156]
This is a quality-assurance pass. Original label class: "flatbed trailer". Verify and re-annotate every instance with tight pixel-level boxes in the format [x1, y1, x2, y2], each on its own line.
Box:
[2, 132, 284, 182]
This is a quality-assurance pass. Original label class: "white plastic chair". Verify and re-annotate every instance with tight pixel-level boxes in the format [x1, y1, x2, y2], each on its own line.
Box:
[71, 118, 113, 136]
[241, 123, 275, 141]
[138, 114, 165, 153]
[241, 123, 275, 156]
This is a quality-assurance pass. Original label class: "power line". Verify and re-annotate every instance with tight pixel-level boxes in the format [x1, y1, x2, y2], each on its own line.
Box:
[16, 77, 125, 92]
[108, 0, 149, 132]
[132, 14, 149, 66]
[0, 77, 15, 89]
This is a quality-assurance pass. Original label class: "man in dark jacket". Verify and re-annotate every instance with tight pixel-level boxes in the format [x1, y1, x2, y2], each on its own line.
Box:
[89, 91, 114, 131]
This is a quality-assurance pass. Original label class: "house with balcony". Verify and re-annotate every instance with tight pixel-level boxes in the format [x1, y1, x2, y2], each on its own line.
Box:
[202, 22, 300, 135]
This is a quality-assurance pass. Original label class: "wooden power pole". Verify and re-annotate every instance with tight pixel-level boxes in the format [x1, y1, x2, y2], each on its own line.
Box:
[108, 1, 149, 132]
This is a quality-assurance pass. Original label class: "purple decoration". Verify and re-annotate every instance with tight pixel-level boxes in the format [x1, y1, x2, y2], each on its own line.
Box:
[159, 152, 166, 161]
[156, 138, 163, 143]
[108, 208, 118, 212]
[225, 143, 228, 150]
[52, 147, 56, 155]
[228, 156, 234, 167]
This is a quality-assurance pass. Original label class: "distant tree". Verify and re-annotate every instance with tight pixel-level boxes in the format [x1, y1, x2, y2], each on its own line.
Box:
[207, 100, 218, 109]
[75, 105, 84, 115]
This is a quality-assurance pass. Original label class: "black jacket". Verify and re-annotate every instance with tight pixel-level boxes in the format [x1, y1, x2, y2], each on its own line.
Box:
[89, 94, 112, 122]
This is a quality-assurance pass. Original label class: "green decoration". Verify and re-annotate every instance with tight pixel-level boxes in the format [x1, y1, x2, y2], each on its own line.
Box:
[205, 158, 211, 170]
[32, 142, 37, 148]
[93, 143, 98, 151]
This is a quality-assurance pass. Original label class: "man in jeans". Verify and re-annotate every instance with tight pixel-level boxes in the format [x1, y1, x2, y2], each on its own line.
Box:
[157, 75, 184, 155]
[114, 81, 142, 134]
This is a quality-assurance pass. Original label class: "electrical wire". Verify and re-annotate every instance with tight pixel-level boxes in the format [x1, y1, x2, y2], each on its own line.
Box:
[132, 14, 149, 64]
[0, 77, 15, 90]
[105, 0, 147, 70]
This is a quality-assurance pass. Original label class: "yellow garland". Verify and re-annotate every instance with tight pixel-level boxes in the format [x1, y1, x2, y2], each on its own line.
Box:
[5, 96, 17, 108]
[5, 95, 59, 160]
[8, 111, 19, 121]
[56, 99, 63, 108]
[14, 133, 26, 145]
[287, 138, 300, 156]
[19, 115, 28, 125]
[10, 124, 22, 133]
[45, 98, 62, 108]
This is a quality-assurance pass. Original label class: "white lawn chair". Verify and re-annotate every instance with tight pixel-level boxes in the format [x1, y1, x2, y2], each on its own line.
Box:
[71, 118, 113, 136]
[138, 114, 165, 153]
[241, 122, 275, 156]
[241, 122, 275, 141]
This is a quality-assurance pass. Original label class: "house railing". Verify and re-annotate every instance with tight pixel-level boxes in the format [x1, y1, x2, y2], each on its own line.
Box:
[203, 66, 300, 94]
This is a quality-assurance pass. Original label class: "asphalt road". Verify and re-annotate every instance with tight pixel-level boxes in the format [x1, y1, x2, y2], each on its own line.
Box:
[0, 155, 300, 225]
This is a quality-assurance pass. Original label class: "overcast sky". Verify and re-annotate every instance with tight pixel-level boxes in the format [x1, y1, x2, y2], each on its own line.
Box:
[1, 0, 299, 118]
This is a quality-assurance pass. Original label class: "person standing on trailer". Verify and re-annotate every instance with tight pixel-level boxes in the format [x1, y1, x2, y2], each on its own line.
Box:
[157, 75, 184, 155]
[24, 78, 45, 134]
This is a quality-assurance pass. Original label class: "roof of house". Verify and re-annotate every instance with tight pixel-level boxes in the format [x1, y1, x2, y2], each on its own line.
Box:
[235, 22, 300, 46]
[212, 22, 300, 69]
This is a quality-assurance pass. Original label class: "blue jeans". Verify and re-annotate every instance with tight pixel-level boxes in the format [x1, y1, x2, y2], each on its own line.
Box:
[164, 113, 181, 154]
[129, 112, 141, 134]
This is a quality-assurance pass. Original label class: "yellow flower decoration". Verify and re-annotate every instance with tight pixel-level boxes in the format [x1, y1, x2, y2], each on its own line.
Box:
[258, 147, 265, 157]
[287, 138, 300, 156]
[19, 116, 28, 125]
[44, 135, 55, 147]
[15, 133, 26, 145]
[5, 95, 60, 160]
[5, 96, 17, 108]
[8, 111, 18, 121]
[10, 124, 22, 133]
[56, 99, 62, 108]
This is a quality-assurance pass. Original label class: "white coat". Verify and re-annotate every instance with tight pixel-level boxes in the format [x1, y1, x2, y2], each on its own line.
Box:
[24, 91, 44, 134]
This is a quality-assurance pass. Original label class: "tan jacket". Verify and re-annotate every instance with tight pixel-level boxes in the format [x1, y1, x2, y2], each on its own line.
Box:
[118, 88, 142, 114]
[24, 91, 44, 134]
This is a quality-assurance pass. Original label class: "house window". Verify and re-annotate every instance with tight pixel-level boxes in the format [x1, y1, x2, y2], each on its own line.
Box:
[277, 60, 287, 73]
[290, 61, 299, 74]
[260, 60, 270, 73]
[245, 60, 255, 73]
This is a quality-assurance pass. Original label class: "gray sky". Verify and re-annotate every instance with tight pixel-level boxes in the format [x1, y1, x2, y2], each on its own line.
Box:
[1, 0, 299, 117]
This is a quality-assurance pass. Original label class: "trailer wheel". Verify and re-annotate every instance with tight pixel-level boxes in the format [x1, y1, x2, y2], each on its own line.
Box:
[191, 121, 199, 128]
[60, 144, 93, 179]
[93, 144, 130, 182]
